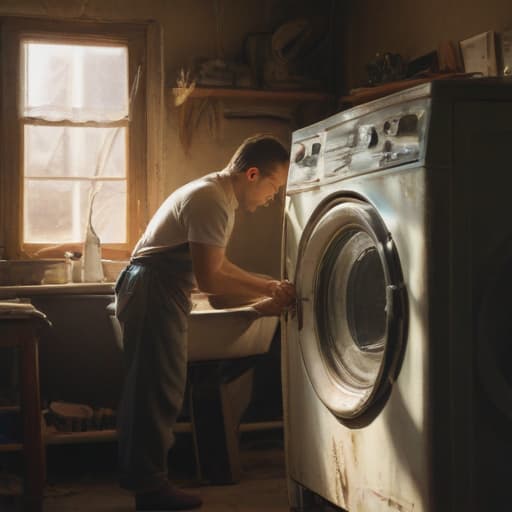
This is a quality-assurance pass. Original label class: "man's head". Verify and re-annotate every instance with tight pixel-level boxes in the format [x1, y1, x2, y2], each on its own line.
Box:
[228, 135, 290, 212]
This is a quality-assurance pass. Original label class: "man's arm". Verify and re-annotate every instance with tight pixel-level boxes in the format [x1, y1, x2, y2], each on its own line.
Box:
[190, 242, 294, 303]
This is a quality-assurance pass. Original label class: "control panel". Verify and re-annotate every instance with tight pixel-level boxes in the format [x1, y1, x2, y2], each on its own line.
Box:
[287, 98, 430, 192]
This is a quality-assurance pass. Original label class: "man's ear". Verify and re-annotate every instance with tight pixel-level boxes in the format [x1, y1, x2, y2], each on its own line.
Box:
[245, 166, 260, 182]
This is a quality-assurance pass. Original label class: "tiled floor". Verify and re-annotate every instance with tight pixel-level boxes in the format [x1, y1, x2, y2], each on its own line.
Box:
[0, 432, 291, 512]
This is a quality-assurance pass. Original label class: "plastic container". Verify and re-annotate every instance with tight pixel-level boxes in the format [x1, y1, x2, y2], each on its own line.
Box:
[82, 223, 104, 283]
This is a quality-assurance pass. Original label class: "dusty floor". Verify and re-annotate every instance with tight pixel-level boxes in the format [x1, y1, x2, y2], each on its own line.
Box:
[0, 432, 291, 512]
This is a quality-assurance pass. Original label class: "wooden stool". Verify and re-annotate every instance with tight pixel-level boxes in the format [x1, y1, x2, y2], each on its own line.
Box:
[0, 303, 50, 512]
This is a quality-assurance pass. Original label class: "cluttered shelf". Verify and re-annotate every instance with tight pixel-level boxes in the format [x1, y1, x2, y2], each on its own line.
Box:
[171, 86, 333, 105]
[173, 74, 474, 110]
[339, 72, 476, 108]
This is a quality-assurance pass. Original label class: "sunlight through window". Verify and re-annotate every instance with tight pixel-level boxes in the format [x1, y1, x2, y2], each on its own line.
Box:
[22, 41, 129, 244]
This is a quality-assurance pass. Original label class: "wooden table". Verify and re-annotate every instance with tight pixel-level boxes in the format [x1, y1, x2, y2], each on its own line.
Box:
[0, 303, 50, 512]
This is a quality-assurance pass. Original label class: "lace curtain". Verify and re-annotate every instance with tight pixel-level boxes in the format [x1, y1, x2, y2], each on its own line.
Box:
[22, 42, 129, 123]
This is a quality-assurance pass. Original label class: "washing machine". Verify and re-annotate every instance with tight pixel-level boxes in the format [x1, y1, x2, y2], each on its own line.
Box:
[282, 79, 512, 512]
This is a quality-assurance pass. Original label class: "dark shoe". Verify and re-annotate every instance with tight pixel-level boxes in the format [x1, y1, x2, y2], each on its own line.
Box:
[135, 482, 202, 511]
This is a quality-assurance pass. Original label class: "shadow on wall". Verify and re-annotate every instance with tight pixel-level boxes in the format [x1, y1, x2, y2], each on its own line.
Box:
[165, 101, 292, 280]
[227, 193, 285, 279]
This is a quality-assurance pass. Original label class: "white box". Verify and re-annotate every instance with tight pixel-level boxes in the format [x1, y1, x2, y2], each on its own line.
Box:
[460, 31, 498, 76]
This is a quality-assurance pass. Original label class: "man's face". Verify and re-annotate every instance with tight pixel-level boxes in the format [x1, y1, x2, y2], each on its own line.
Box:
[243, 162, 289, 213]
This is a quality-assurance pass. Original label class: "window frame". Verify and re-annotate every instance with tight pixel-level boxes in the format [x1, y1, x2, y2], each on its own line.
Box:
[0, 17, 162, 260]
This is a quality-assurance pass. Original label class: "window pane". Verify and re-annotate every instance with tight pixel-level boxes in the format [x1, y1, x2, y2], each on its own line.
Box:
[24, 179, 126, 244]
[23, 42, 128, 122]
[24, 125, 126, 178]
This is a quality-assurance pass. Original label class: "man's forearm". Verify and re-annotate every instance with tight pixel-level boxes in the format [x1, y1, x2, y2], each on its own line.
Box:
[221, 259, 270, 285]
[189, 242, 293, 301]
[203, 260, 272, 297]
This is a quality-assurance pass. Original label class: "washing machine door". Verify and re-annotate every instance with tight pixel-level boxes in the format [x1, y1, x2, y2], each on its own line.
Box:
[296, 197, 407, 423]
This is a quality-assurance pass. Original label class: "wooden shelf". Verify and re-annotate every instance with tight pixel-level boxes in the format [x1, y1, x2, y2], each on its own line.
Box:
[339, 73, 474, 108]
[38, 420, 280, 447]
[172, 86, 333, 103]
[0, 424, 194, 453]
[45, 429, 117, 445]
[43, 421, 193, 446]
[0, 442, 22, 452]
[0, 419, 281, 454]
[0, 405, 20, 412]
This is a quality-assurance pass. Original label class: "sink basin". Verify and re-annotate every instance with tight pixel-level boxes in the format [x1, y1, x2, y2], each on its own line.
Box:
[106, 292, 279, 363]
[188, 292, 279, 362]
[0, 259, 68, 285]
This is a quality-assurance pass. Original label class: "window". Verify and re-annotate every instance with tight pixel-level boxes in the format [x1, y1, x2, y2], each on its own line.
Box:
[23, 41, 130, 245]
[1, 18, 162, 260]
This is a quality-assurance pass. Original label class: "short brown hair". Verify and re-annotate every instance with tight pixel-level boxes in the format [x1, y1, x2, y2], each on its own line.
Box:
[228, 134, 289, 176]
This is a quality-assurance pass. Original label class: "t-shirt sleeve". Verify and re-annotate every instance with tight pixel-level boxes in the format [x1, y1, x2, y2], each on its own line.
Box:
[181, 186, 230, 247]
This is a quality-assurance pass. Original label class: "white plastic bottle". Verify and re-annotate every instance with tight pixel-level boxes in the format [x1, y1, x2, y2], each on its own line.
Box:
[82, 218, 104, 283]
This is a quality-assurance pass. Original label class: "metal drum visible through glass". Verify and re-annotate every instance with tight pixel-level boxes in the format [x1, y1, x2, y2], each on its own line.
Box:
[316, 230, 387, 391]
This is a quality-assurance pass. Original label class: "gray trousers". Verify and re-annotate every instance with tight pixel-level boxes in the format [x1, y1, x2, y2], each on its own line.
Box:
[115, 263, 191, 492]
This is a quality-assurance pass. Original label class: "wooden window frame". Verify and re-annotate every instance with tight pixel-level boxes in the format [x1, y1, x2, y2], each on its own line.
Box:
[0, 17, 163, 260]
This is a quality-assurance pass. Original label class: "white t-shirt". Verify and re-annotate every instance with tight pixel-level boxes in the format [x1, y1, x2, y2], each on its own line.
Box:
[132, 170, 238, 261]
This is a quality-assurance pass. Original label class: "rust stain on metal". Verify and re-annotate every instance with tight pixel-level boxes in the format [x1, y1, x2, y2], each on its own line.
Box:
[332, 438, 349, 506]
[350, 432, 358, 465]
[369, 489, 415, 511]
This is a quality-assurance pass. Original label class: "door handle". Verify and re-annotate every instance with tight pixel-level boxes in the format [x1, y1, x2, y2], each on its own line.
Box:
[296, 296, 309, 331]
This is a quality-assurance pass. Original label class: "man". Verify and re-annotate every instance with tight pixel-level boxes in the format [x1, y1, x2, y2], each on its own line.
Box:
[115, 134, 296, 511]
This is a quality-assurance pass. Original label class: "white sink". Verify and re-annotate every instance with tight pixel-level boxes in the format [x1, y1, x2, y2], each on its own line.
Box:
[188, 293, 279, 362]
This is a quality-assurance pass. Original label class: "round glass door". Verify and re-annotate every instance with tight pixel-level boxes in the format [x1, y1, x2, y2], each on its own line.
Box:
[297, 198, 406, 422]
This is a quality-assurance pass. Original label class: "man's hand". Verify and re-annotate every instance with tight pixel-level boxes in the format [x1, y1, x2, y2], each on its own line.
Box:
[253, 279, 297, 316]
[267, 280, 296, 307]
[252, 297, 291, 316]
[252, 297, 284, 316]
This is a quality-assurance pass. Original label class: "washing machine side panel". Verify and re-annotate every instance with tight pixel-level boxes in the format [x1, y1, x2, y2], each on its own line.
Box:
[451, 99, 512, 512]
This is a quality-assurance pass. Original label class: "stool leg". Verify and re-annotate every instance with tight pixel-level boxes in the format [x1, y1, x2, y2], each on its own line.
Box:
[19, 327, 45, 512]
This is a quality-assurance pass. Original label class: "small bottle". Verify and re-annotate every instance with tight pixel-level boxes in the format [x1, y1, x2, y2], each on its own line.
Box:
[65, 251, 83, 282]
[74, 252, 84, 282]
